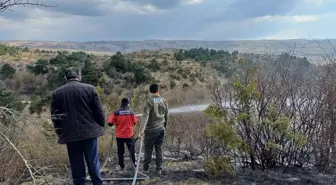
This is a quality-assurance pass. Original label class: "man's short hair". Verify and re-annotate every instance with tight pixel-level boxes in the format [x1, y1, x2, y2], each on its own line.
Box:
[149, 84, 159, 93]
[121, 97, 130, 107]
[65, 67, 81, 80]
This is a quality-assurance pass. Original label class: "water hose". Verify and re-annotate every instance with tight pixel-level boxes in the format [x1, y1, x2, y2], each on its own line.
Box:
[87, 130, 149, 183]
[100, 133, 114, 172]
[131, 135, 144, 185]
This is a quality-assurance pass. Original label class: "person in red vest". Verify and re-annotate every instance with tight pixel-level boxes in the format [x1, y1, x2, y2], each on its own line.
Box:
[107, 97, 139, 170]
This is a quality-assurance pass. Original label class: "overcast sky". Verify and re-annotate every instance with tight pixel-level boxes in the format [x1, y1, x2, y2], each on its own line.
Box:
[0, 0, 335, 41]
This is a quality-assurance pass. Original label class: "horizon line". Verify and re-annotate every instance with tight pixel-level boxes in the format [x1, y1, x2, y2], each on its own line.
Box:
[1, 38, 336, 43]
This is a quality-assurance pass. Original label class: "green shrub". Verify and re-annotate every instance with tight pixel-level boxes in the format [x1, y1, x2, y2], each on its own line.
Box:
[203, 62, 309, 172]
[204, 157, 234, 176]
[29, 95, 51, 115]
[0, 64, 16, 79]
[170, 79, 176, 89]
[0, 88, 25, 112]
[148, 58, 160, 71]
[0, 44, 20, 56]
[134, 66, 152, 85]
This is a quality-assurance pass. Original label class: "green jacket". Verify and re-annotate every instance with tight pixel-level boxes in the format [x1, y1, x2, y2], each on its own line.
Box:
[140, 94, 169, 132]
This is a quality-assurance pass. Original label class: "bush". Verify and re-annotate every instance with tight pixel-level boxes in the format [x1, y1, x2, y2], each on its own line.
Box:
[204, 62, 311, 172]
[0, 80, 6, 89]
[107, 52, 152, 86]
[189, 73, 197, 82]
[0, 88, 25, 111]
[15, 72, 45, 95]
[176, 68, 184, 75]
[0, 44, 20, 56]
[133, 65, 152, 85]
[174, 49, 184, 61]
[108, 51, 134, 73]
[170, 74, 181, 80]
[148, 58, 160, 71]
[27, 59, 50, 75]
[29, 95, 51, 115]
[164, 113, 208, 159]
[81, 60, 102, 86]
[170, 79, 176, 89]
[204, 156, 234, 176]
[23, 47, 29, 52]
[0, 64, 16, 79]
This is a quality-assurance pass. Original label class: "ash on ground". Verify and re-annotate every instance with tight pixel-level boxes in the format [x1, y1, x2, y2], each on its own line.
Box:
[21, 158, 336, 185]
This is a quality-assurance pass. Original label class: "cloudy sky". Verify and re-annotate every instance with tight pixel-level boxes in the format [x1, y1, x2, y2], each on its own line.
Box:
[0, 0, 335, 41]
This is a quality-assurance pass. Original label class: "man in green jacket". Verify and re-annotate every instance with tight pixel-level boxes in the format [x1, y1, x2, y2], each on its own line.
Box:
[139, 84, 168, 175]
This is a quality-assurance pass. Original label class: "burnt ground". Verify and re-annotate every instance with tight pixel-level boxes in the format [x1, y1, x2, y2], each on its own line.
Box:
[99, 158, 336, 185]
[21, 158, 336, 185]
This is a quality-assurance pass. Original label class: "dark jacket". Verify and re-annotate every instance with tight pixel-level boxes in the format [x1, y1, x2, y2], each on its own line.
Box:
[50, 79, 105, 144]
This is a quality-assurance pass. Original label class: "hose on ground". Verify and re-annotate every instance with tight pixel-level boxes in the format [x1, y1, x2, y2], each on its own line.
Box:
[100, 134, 114, 172]
[131, 135, 144, 185]
[97, 129, 149, 183]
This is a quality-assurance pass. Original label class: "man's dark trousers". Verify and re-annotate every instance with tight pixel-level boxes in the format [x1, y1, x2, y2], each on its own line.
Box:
[116, 137, 136, 169]
[66, 137, 103, 185]
[143, 129, 165, 171]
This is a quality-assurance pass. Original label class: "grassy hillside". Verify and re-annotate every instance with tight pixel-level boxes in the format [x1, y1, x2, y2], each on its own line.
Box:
[1, 39, 335, 64]
[0, 44, 317, 114]
[0, 43, 330, 185]
[0, 45, 222, 114]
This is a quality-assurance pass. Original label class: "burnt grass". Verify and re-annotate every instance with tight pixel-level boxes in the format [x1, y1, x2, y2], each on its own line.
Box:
[99, 157, 336, 185]
[21, 157, 336, 185]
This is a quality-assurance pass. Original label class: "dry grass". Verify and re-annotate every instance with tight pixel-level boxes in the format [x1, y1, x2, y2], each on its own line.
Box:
[0, 51, 55, 65]
[0, 46, 227, 184]
[0, 118, 69, 184]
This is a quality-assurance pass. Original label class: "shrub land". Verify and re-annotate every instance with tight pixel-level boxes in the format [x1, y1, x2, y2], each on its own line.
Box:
[0, 45, 335, 184]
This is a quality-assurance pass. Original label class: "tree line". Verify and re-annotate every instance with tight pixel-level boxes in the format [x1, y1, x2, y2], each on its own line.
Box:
[0, 50, 154, 114]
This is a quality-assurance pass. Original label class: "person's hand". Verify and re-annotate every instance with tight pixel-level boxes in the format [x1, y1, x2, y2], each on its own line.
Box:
[138, 131, 144, 138]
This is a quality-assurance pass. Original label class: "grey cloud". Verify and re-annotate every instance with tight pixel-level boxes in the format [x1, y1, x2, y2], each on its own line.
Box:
[122, 0, 182, 9]
[0, 0, 324, 41]
[0, 9, 26, 20]
[0, 0, 107, 21]
[206, 0, 300, 23]
[47, 0, 107, 16]
[67, 0, 293, 41]
[230, 0, 299, 18]
[1, 0, 112, 20]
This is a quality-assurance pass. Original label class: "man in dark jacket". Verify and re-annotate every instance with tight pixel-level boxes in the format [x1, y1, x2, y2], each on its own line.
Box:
[139, 84, 169, 175]
[50, 67, 105, 185]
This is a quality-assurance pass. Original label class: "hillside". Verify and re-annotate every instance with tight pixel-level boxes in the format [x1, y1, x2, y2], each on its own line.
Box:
[0, 45, 224, 114]
[1, 39, 336, 64]
[0, 44, 318, 114]
[1, 44, 335, 185]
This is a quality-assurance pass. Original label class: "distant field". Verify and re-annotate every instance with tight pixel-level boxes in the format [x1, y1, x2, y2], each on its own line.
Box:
[1, 39, 336, 64]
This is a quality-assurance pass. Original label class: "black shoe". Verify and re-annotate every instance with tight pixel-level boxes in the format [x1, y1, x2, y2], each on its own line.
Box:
[156, 170, 162, 175]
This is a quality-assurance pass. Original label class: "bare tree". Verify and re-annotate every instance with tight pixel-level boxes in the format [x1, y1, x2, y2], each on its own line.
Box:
[0, 0, 55, 12]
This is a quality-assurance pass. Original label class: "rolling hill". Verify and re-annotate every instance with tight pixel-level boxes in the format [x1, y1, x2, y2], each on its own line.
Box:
[1, 39, 336, 64]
